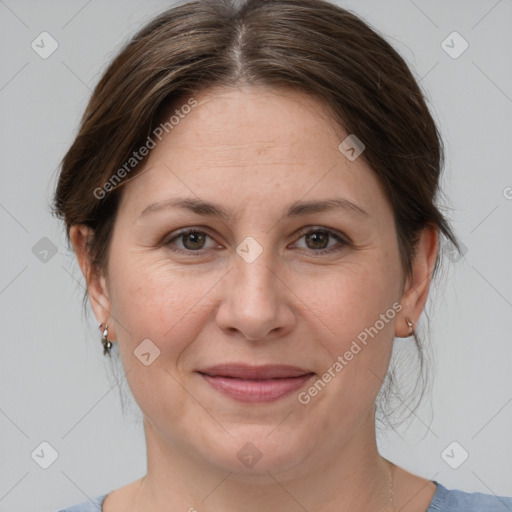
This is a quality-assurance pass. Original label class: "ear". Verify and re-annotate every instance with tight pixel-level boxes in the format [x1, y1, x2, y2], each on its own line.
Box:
[69, 225, 117, 341]
[395, 224, 439, 338]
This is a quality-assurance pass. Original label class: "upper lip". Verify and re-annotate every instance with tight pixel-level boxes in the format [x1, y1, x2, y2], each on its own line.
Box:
[197, 364, 314, 380]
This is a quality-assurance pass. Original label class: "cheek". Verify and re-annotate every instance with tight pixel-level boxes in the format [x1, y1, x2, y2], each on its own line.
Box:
[106, 256, 220, 424]
[108, 252, 218, 360]
[307, 250, 401, 400]
[316, 255, 400, 344]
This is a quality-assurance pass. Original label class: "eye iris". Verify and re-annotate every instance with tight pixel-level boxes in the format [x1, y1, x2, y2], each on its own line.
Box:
[175, 230, 336, 252]
[306, 231, 329, 250]
[182, 232, 206, 250]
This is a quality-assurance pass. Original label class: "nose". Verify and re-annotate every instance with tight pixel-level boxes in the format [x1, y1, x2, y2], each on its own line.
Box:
[215, 248, 296, 342]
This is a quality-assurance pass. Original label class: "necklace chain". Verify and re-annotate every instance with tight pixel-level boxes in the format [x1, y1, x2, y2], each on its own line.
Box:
[387, 459, 395, 512]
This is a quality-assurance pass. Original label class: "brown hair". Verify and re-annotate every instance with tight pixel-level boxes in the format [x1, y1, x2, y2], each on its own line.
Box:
[53, 0, 461, 427]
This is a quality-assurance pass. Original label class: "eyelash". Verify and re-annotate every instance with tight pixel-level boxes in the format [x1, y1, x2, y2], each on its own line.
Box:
[163, 227, 350, 257]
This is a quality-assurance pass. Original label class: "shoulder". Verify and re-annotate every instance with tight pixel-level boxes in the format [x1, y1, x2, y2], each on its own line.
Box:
[428, 481, 512, 511]
[57, 493, 108, 512]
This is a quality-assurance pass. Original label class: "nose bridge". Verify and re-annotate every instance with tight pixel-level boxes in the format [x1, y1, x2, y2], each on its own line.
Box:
[232, 227, 277, 284]
[233, 240, 280, 311]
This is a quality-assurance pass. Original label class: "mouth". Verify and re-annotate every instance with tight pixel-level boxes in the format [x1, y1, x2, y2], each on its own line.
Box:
[196, 364, 316, 403]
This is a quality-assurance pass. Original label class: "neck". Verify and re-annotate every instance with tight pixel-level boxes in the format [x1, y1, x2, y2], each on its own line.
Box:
[132, 412, 395, 512]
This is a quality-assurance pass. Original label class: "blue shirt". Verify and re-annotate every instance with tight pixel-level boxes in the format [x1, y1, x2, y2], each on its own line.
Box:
[57, 480, 512, 511]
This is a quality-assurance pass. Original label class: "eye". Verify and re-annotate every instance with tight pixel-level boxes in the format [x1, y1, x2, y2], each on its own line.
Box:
[163, 226, 349, 256]
[292, 227, 348, 255]
[165, 228, 220, 255]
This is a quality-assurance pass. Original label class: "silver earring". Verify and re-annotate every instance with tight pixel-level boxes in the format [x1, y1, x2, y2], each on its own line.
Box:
[406, 317, 415, 336]
[100, 323, 113, 356]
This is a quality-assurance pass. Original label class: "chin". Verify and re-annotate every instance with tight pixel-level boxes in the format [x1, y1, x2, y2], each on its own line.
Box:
[196, 428, 312, 479]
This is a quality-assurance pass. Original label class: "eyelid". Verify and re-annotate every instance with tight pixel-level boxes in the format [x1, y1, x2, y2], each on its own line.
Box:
[163, 227, 222, 252]
[290, 226, 350, 254]
[163, 225, 350, 255]
[293, 225, 350, 243]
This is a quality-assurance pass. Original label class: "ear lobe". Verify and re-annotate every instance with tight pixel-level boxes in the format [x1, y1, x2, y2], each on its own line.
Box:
[69, 225, 114, 337]
[395, 224, 439, 338]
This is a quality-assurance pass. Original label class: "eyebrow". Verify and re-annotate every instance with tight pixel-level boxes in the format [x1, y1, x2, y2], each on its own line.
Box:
[138, 197, 369, 221]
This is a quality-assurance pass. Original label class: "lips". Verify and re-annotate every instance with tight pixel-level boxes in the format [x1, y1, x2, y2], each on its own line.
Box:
[196, 364, 315, 403]
[197, 363, 313, 380]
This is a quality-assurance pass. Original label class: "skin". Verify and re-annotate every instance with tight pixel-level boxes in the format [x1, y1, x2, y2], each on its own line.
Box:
[71, 86, 439, 512]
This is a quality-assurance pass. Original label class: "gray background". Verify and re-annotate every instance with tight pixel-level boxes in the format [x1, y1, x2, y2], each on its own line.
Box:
[0, 1, 511, 511]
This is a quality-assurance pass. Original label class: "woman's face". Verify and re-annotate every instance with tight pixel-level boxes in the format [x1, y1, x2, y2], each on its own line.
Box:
[84, 86, 433, 478]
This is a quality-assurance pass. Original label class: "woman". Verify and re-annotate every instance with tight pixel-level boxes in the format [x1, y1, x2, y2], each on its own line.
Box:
[54, 0, 512, 511]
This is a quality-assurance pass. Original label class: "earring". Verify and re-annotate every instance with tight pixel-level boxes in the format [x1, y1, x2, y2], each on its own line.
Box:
[406, 317, 415, 336]
[100, 323, 113, 356]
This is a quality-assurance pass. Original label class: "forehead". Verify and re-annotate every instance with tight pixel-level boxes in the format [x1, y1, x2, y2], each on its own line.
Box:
[159, 85, 345, 159]
[117, 85, 388, 220]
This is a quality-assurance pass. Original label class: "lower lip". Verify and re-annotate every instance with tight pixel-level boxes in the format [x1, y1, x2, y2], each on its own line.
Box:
[199, 373, 315, 403]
